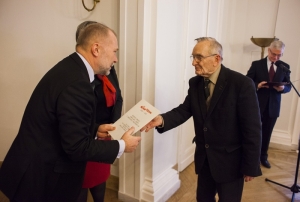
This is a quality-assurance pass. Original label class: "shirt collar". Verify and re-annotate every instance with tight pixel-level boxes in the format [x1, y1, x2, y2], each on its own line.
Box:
[207, 65, 221, 85]
[76, 52, 94, 83]
[267, 57, 277, 70]
[267, 57, 275, 66]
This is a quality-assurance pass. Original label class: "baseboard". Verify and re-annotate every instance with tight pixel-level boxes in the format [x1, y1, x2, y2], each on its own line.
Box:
[270, 142, 298, 151]
[118, 192, 139, 202]
[106, 175, 119, 191]
[141, 168, 180, 202]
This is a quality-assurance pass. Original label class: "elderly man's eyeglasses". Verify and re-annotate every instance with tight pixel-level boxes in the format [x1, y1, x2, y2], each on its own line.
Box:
[190, 54, 217, 62]
[269, 49, 283, 58]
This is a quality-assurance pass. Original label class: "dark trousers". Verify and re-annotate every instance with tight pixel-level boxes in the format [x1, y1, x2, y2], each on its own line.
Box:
[76, 182, 106, 202]
[10, 166, 82, 202]
[196, 159, 244, 202]
[261, 108, 277, 160]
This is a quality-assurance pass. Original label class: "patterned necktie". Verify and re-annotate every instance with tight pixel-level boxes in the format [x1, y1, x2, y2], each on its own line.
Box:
[91, 80, 95, 90]
[269, 62, 275, 81]
[204, 79, 210, 100]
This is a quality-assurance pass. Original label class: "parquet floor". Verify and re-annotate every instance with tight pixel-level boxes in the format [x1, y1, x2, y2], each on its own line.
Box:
[167, 147, 300, 202]
[1, 147, 300, 202]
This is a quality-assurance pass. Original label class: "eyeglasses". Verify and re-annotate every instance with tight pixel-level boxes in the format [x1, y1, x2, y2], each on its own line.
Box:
[269, 49, 283, 58]
[190, 54, 217, 62]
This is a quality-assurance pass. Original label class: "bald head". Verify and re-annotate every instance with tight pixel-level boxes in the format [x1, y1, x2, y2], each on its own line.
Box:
[75, 20, 97, 42]
[76, 23, 117, 51]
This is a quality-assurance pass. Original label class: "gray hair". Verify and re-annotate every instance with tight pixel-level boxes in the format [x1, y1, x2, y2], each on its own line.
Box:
[75, 21, 97, 42]
[269, 40, 285, 51]
[76, 22, 117, 50]
[195, 37, 223, 58]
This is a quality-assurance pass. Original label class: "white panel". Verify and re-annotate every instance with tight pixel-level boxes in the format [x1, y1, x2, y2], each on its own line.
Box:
[118, 0, 140, 199]
[153, 0, 186, 176]
[176, 0, 209, 172]
[273, 0, 300, 146]
[207, 0, 223, 39]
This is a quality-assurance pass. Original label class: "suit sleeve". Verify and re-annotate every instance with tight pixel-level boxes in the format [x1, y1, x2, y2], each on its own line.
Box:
[281, 63, 292, 94]
[157, 80, 194, 133]
[57, 79, 119, 163]
[238, 77, 262, 176]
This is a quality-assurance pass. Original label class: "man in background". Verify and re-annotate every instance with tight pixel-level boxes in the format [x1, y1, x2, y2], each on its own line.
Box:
[246, 40, 291, 169]
[0, 23, 140, 202]
[141, 37, 262, 202]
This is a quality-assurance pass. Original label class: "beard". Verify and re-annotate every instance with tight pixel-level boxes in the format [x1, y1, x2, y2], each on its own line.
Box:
[98, 66, 111, 76]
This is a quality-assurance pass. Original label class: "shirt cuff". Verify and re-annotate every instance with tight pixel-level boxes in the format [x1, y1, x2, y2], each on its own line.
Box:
[156, 115, 164, 128]
[117, 139, 125, 158]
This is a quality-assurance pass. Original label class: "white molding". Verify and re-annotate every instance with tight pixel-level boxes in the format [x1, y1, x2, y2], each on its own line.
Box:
[141, 168, 181, 202]
[118, 192, 139, 202]
[118, 0, 140, 199]
[178, 145, 195, 172]
[111, 164, 118, 177]
[271, 130, 292, 146]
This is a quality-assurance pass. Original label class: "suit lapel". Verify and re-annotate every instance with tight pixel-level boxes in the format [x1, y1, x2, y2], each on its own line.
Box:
[262, 57, 269, 80]
[195, 77, 208, 120]
[207, 66, 227, 117]
[273, 60, 283, 82]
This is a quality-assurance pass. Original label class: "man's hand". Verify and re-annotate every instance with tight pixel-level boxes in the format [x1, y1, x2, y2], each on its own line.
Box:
[121, 127, 141, 153]
[140, 115, 163, 132]
[273, 85, 284, 92]
[244, 175, 255, 182]
[257, 81, 269, 89]
[96, 124, 115, 140]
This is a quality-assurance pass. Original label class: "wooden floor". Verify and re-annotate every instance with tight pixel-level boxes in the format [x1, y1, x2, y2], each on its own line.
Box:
[166, 147, 300, 202]
[1, 147, 300, 202]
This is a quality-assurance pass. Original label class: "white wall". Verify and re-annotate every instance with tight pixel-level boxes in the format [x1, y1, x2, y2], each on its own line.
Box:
[274, 0, 300, 146]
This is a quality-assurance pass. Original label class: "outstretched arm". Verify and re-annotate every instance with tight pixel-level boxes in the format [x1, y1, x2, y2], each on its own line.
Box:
[140, 115, 163, 132]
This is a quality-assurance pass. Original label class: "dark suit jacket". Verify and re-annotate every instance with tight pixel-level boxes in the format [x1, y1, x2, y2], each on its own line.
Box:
[0, 53, 120, 202]
[246, 57, 291, 118]
[157, 65, 262, 183]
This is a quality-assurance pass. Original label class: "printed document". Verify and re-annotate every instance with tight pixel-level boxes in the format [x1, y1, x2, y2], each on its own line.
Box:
[108, 99, 160, 139]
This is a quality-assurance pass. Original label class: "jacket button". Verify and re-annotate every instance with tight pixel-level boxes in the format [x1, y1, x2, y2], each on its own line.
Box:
[203, 127, 207, 131]
[205, 144, 209, 148]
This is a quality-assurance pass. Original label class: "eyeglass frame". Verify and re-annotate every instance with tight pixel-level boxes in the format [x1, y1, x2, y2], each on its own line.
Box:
[268, 48, 283, 58]
[190, 54, 218, 62]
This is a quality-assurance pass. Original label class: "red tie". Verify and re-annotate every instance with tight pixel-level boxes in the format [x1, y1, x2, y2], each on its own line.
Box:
[96, 75, 116, 107]
[269, 62, 275, 81]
